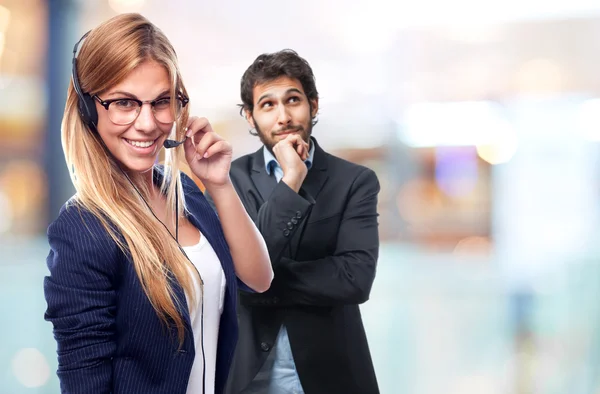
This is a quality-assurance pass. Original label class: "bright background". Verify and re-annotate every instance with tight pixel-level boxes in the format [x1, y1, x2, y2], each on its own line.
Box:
[3, 0, 600, 393]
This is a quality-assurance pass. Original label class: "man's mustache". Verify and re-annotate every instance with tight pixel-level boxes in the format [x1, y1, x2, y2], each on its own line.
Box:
[273, 126, 303, 135]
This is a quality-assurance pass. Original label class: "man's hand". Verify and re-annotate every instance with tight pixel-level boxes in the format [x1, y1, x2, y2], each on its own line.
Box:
[272, 134, 309, 193]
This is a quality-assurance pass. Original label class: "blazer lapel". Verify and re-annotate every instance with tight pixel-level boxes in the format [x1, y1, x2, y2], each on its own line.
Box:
[152, 167, 194, 331]
[183, 186, 239, 313]
[288, 138, 329, 258]
[184, 189, 232, 280]
[301, 137, 329, 201]
[250, 148, 277, 202]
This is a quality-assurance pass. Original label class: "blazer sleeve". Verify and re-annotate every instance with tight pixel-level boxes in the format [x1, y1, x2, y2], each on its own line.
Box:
[253, 181, 314, 265]
[273, 168, 380, 306]
[43, 207, 119, 394]
[205, 180, 314, 266]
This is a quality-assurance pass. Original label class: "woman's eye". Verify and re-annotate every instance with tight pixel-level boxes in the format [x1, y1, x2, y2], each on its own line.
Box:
[154, 98, 171, 109]
[115, 99, 136, 109]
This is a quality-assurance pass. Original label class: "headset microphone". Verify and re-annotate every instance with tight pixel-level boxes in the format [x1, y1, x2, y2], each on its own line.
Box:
[163, 137, 187, 149]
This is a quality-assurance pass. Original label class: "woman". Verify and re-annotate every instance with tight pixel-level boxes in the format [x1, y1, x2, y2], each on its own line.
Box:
[43, 13, 273, 394]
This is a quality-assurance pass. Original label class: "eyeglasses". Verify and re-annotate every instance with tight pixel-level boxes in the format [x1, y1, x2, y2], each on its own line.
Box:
[94, 95, 189, 125]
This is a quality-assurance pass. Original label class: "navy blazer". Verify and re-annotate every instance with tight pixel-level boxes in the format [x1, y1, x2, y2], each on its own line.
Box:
[44, 170, 242, 394]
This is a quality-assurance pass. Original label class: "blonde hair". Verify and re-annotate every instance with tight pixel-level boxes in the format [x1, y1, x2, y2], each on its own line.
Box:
[62, 13, 198, 345]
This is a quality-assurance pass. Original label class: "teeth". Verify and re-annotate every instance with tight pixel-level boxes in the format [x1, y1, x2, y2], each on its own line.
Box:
[127, 139, 154, 148]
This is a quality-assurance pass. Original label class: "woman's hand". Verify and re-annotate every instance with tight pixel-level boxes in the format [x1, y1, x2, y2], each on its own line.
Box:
[183, 116, 232, 190]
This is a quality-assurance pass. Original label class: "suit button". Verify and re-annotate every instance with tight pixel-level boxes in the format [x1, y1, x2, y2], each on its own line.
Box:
[273, 297, 279, 304]
[295, 211, 302, 219]
[287, 222, 294, 229]
[260, 342, 271, 352]
[291, 217, 298, 225]
[283, 229, 290, 237]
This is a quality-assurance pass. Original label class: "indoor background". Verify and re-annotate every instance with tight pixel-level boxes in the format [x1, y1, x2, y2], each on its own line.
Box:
[2, 0, 600, 393]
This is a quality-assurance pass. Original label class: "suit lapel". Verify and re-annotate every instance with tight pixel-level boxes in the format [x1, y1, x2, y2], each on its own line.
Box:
[250, 148, 277, 202]
[184, 189, 234, 283]
[153, 167, 237, 334]
[301, 137, 329, 201]
[184, 186, 239, 318]
[288, 138, 329, 258]
[151, 167, 193, 332]
[248, 139, 329, 203]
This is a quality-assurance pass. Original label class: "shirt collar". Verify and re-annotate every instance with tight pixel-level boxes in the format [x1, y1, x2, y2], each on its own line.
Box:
[264, 138, 315, 175]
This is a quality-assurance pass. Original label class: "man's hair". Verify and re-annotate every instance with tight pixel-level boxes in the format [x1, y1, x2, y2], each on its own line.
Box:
[239, 49, 319, 115]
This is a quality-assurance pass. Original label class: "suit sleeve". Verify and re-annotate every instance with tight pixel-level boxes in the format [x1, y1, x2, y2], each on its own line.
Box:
[43, 209, 118, 394]
[274, 168, 380, 306]
[205, 179, 314, 269]
[253, 181, 314, 265]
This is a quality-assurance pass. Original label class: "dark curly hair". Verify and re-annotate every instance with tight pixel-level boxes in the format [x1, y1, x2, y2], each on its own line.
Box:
[239, 49, 319, 120]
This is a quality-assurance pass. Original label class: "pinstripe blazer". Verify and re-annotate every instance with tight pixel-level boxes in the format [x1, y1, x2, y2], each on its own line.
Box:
[44, 169, 242, 394]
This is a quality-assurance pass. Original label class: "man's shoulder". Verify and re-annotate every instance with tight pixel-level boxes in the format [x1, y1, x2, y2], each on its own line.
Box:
[231, 153, 254, 168]
[230, 150, 261, 175]
[323, 150, 377, 180]
[319, 152, 380, 201]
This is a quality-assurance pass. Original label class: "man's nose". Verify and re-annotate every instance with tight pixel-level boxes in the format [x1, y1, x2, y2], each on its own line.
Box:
[277, 106, 292, 125]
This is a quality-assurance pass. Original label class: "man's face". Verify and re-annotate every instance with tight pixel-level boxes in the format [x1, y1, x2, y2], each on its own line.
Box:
[246, 76, 318, 152]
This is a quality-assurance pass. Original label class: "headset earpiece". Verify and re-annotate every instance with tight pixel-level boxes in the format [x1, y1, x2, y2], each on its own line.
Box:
[71, 31, 98, 132]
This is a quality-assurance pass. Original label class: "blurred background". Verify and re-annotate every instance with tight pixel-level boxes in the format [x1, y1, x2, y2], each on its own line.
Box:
[3, 0, 600, 393]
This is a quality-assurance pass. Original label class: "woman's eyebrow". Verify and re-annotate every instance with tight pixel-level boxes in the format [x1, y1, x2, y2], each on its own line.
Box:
[105, 89, 171, 100]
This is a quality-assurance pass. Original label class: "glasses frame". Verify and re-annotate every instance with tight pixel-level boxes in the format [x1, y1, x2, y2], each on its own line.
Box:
[93, 94, 189, 125]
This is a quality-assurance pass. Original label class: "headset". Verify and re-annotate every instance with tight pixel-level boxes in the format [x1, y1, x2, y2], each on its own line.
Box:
[71, 31, 98, 132]
[72, 31, 187, 148]
[71, 31, 207, 392]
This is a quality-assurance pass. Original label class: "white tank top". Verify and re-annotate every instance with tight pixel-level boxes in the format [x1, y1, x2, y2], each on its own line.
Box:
[182, 232, 227, 394]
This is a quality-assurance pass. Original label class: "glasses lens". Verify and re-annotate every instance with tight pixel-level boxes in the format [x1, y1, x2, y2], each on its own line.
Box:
[154, 98, 185, 124]
[153, 98, 177, 123]
[106, 97, 185, 125]
[108, 99, 139, 125]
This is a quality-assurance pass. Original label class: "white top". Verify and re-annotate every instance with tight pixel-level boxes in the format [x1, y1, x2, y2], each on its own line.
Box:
[182, 232, 227, 394]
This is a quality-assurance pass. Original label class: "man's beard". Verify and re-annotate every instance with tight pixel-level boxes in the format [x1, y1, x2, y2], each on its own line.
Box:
[254, 119, 313, 156]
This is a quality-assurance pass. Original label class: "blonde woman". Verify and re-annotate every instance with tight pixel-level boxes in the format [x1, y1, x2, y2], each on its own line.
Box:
[43, 13, 273, 394]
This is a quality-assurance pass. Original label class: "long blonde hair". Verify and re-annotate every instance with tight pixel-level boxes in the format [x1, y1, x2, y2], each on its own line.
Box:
[62, 13, 198, 345]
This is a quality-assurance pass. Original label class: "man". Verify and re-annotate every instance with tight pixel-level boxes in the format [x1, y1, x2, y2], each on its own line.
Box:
[209, 50, 380, 394]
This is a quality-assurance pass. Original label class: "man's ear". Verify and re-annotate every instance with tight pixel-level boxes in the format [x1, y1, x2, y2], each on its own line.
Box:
[244, 109, 255, 128]
[310, 98, 319, 118]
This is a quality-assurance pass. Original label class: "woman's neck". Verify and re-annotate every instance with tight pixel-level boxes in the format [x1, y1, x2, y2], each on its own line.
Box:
[125, 167, 157, 196]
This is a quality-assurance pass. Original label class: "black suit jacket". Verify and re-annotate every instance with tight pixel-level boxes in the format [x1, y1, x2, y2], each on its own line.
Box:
[208, 137, 380, 394]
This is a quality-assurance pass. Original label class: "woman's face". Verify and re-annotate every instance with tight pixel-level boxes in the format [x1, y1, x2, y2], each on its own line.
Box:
[95, 60, 174, 174]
